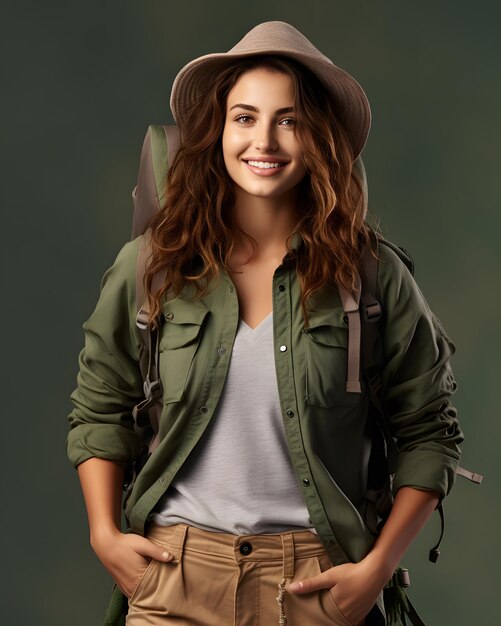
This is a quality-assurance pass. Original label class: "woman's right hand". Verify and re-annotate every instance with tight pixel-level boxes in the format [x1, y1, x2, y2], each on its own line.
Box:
[91, 528, 175, 598]
[76, 459, 175, 597]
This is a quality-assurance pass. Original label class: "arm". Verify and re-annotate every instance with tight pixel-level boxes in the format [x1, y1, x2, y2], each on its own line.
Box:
[364, 486, 440, 578]
[67, 239, 144, 469]
[68, 240, 173, 597]
[77, 457, 174, 598]
[77, 457, 125, 543]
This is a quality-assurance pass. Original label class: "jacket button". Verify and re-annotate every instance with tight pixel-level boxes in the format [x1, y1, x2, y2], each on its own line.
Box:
[217, 346, 226, 355]
[200, 405, 208, 414]
[159, 476, 166, 484]
[303, 478, 310, 485]
[239, 542, 253, 555]
[165, 312, 174, 320]
[229, 285, 234, 293]
[278, 284, 286, 292]
[279, 345, 287, 352]
[286, 410, 294, 418]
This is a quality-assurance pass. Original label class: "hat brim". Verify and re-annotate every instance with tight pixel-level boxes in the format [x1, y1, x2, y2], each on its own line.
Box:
[170, 49, 371, 160]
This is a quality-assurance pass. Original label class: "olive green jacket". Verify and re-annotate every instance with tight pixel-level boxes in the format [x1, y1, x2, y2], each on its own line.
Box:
[67, 232, 462, 624]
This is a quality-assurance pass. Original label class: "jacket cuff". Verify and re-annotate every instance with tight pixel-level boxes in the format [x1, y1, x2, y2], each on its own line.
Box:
[392, 449, 460, 499]
[66, 423, 142, 468]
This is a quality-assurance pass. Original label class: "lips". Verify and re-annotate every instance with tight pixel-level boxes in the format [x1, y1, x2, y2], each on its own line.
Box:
[243, 159, 289, 176]
[243, 157, 290, 172]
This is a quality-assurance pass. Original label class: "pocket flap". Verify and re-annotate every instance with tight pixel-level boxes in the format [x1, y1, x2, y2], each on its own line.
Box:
[160, 298, 209, 350]
[304, 307, 348, 348]
[162, 297, 209, 326]
[304, 325, 348, 349]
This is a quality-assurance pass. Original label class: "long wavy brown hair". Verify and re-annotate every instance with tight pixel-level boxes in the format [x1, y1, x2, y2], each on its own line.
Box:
[144, 54, 376, 327]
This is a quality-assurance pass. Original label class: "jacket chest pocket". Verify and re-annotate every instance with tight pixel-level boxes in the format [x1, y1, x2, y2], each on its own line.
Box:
[159, 298, 209, 404]
[302, 319, 361, 408]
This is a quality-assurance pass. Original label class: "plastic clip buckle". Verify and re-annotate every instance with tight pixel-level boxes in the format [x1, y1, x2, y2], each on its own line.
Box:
[365, 302, 382, 322]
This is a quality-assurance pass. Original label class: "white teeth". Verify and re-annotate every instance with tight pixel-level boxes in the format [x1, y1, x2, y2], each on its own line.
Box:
[246, 160, 285, 169]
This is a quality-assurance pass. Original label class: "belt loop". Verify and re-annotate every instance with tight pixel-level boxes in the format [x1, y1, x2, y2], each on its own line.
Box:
[281, 533, 295, 579]
[170, 523, 188, 564]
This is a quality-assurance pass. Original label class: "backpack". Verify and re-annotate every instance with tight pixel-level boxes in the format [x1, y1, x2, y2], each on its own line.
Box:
[124, 124, 483, 625]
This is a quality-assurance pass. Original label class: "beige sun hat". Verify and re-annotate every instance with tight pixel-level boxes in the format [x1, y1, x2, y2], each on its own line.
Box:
[170, 21, 371, 160]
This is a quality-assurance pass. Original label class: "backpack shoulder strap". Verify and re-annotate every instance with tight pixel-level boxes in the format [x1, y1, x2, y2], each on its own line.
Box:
[129, 124, 180, 454]
[337, 279, 362, 393]
[335, 155, 369, 393]
[132, 228, 167, 455]
[360, 232, 415, 403]
[360, 230, 400, 474]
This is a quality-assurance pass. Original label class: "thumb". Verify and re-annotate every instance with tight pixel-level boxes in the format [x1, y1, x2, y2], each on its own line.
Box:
[289, 570, 333, 594]
[136, 537, 175, 563]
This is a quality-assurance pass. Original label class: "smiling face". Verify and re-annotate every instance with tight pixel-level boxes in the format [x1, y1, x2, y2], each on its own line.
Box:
[221, 67, 308, 203]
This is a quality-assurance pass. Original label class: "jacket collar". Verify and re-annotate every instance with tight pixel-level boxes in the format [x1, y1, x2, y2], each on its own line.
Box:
[281, 230, 303, 268]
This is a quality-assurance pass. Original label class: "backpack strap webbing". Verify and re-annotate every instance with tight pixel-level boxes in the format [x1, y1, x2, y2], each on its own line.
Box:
[132, 228, 167, 455]
[382, 568, 428, 626]
[360, 231, 400, 476]
[404, 598, 427, 626]
[456, 465, 483, 484]
[337, 277, 362, 393]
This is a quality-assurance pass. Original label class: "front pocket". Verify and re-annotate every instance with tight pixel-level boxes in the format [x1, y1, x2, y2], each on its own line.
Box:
[303, 323, 360, 408]
[128, 557, 157, 604]
[315, 554, 354, 626]
[159, 297, 209, 404]
[326, 591, 354, 626]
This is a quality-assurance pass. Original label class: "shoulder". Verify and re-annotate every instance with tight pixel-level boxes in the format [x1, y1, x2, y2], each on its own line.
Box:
[374, 239, 456, 357]
[377, 240, 413, 289]
[375, 239, 426, 313]
[104, 235, 143, 283]
[96, 234, 145, 300]
[84, 235, 145, 331]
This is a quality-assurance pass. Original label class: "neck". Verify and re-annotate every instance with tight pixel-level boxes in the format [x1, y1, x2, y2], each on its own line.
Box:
[231, 188, 300, 263]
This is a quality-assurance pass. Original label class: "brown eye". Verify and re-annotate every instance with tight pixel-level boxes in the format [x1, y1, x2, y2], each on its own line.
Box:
[235, 115, 253, 123]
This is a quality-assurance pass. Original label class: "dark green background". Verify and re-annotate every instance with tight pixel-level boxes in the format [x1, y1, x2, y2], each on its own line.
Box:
[2, 1, 499, 624]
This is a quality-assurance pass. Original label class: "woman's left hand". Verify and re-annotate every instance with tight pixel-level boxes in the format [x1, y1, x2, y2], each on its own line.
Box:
[289, 557, 390, 625]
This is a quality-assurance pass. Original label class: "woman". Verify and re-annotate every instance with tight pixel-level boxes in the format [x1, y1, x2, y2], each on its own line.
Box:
[67, 21, 463, 626]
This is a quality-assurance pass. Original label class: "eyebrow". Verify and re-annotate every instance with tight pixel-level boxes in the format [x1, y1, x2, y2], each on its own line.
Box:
[229, 103, 294, 115]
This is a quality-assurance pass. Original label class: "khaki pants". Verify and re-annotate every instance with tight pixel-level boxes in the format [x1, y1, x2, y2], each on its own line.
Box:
[126, 522, 363, 626]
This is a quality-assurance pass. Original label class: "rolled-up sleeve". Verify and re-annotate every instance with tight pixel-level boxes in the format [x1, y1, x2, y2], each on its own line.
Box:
[378, 245, 463, 499]
[67, 237, 144, 468]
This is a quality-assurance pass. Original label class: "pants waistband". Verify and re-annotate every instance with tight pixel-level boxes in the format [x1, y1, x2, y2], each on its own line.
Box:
[145, 522, 329, 579]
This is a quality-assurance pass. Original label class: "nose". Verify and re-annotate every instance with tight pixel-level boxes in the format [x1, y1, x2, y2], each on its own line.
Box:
[254, 121, 278, 152]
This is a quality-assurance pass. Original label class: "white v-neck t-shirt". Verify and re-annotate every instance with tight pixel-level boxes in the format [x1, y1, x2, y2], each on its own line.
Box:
[151, 311, 315, 534]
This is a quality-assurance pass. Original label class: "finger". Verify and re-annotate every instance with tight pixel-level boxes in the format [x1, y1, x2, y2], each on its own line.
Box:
[289, 571, 334, 594]
[134, 537, 175, 562]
